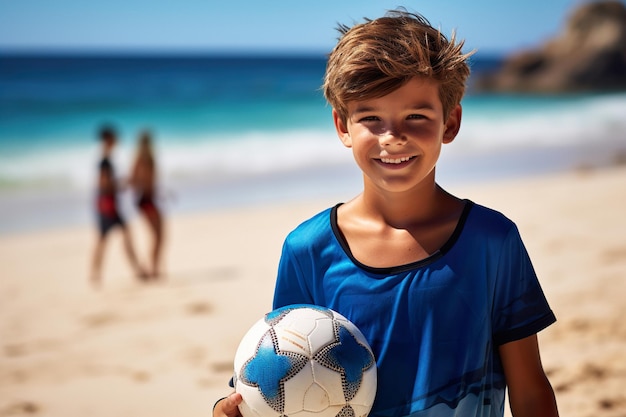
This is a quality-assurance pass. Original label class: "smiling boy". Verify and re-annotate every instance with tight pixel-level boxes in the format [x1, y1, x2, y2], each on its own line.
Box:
[214, 9, 559, 417]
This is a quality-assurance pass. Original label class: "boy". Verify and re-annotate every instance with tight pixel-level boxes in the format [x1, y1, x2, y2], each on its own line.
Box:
[215, 10, 559, 417]
[90, 125, 146, 286]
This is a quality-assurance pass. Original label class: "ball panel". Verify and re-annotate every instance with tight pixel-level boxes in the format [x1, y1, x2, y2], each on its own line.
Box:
[237, 383, 277, 417]
[310, 361, 346, 405]
[301, 382, 330, 412]
[274, 323, 314, 357]
[314, 323, 375, 402]
[335, 405, 356, 417]
[350, 366, 377, 408]
[237, 329, 309, 414]
[285, 364, 330, 416]
[332, 315, 371, 348]
[350, 404, 373, 417]
[291, 405, 347, 417]
[234, 318, 271, 370]
[306, 317, 337, 355]
[283, 363, 316, 414]
[273, 307, 338, 357]
[290, 406, 346, 417]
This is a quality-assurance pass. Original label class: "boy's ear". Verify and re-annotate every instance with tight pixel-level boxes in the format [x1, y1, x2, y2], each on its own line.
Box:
[332, 109, 352, 148]
[443, 105, 462, 144]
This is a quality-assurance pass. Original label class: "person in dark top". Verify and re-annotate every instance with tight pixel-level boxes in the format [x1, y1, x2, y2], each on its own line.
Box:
[90, 125, 146, 287]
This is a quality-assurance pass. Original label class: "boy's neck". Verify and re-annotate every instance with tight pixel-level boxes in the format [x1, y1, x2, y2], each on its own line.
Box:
[338, 180, 465, 266]
[358, 180, 457, 228]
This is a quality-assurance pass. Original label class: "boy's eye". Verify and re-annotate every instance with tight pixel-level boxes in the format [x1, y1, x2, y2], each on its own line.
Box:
[358, 115, 380, 122]
[407, 114, 426, 120]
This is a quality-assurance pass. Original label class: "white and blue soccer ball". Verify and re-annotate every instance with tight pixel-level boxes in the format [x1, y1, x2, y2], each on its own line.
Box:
[233, 304, 377, 417]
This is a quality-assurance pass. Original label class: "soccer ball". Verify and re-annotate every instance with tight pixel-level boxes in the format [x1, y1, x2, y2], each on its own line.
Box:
[233, 304, 377, 417]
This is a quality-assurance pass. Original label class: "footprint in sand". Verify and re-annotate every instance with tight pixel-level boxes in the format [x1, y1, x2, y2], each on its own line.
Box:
[581, 363, 607, 380]
[130, 370, 151, 383]
[211, 360, 234, 373]
[185, 301, 213, 315]
[602, 246, 626, 263]
[0, 400, 40, 415]
[4, 339, 59, 357]
[3, 344, 27, 357]
[81, 311, 119, 327]
[598, 396, 625, 410]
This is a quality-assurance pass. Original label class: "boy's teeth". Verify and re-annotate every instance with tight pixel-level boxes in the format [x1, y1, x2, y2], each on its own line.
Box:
[381, 156, 410, 164]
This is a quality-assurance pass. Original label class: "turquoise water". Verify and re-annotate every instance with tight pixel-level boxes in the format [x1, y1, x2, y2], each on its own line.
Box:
[1, 54, 625, 233]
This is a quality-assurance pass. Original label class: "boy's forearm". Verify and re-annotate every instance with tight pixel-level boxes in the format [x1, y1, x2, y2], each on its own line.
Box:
[510, 386, 559, 417]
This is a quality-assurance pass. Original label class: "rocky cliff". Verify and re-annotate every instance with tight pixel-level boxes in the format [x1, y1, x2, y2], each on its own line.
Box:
[474, 0, 626, 93]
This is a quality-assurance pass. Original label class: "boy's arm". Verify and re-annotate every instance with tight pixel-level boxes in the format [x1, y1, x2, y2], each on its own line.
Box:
[499, 334, 559, 417]
[213, 392, 243, 417]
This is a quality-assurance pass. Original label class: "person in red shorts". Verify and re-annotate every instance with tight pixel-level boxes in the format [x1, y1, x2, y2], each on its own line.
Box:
[90, 125, 146, 287]
[129, 130, 164, 279]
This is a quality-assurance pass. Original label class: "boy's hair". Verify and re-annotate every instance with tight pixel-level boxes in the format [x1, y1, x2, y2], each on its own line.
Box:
[323, 9, 473, 123]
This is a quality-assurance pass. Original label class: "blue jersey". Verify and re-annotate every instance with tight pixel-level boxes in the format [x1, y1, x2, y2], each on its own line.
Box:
[273, 201, 556, 417]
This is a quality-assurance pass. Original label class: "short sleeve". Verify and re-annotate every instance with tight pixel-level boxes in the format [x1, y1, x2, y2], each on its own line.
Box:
[272, 237, 314, 309]
[492, 225, 556, 345]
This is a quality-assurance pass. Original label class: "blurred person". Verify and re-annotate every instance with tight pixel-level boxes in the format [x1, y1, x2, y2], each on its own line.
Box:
[90, 125, 147, 286]
[129, 130, 164, 279]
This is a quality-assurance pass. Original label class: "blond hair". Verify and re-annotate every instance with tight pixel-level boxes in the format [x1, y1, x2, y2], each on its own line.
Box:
[323, 9, 474, 123]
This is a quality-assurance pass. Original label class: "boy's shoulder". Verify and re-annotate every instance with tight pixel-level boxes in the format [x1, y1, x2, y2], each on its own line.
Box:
[285, 205, 337, 245]
[468, 200, 513, 223]
[464, 200, 520, 240]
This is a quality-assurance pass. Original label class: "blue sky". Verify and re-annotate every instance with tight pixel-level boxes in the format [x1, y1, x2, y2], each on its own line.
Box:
[0, 0, 611, 55]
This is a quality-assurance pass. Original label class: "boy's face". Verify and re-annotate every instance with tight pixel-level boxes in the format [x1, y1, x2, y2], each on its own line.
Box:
[333, 76, 461, 194]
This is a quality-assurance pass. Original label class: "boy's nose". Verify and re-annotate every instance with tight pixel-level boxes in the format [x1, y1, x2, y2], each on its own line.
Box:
[379, 131, 407, 146]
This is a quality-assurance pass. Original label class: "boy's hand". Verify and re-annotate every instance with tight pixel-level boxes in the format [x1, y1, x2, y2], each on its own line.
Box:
[213, 393, 243, 417]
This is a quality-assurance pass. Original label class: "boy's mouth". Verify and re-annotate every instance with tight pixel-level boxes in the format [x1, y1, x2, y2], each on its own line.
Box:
[378, 156, 415, 164]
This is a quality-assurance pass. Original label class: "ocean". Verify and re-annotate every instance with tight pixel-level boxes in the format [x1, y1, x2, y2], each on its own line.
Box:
[1, 53, 625, 234]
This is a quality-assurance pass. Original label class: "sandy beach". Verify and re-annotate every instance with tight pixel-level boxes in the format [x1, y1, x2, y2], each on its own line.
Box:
[1, 165, 625, 417]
